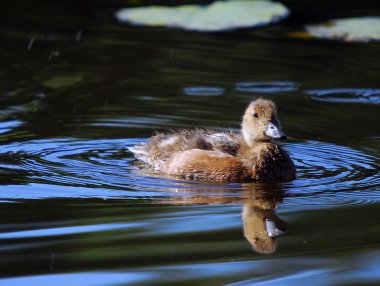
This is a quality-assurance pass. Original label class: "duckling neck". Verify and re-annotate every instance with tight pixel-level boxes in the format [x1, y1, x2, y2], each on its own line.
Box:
[242, 136, 271, 148]
[242, 129, 271, 147]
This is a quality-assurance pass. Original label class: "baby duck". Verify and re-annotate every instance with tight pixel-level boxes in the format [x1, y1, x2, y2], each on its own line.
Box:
[129, 98, 296, 182]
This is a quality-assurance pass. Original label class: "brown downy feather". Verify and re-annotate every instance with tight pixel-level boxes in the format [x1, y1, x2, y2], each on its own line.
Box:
[252, 143, 296, 182]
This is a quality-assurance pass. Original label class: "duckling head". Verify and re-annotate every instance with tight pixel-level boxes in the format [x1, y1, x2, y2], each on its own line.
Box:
[241, 98, 287, 145]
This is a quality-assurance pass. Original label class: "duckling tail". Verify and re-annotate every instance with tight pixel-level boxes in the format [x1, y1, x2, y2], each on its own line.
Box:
[128, 145, 148, 163]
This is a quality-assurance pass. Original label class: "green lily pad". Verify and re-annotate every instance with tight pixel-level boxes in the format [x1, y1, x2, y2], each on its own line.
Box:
[305, 17, 380, 43]
[115, 0, 289, 32]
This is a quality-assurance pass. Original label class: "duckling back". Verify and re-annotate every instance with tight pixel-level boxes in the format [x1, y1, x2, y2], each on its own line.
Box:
[128, 129, 240, 171]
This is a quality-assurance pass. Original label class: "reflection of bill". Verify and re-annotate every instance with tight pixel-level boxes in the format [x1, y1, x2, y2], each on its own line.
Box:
[242, 193, 287, 254]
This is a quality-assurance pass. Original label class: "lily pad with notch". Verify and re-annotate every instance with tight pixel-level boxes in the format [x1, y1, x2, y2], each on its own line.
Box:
[291, 17, 380, 43]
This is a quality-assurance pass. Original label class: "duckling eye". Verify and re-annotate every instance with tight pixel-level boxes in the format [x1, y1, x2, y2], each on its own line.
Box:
[253, 112, 259, 119]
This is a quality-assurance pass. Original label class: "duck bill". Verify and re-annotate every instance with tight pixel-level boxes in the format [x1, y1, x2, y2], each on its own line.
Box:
[265, 122, 287, 140]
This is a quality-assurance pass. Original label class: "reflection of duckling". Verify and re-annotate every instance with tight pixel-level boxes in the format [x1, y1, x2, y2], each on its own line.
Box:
[129, 98, 296, 182]
[242, 190, 286, 254]
[155, 186, 287, 254]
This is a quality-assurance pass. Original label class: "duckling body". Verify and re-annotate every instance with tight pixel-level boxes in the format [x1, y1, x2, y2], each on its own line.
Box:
[129, 99, 296, 182]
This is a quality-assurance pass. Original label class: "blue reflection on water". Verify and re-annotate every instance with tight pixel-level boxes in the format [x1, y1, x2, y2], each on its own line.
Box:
[2, 251, 379, 286]
[183, 86, 225, 96]
[0, 121, 23, 134]
[0, 222, 145, 239]
[235, 81, 299, 93]
[0, 272, 153, 286]
[306, 88, 380, 104]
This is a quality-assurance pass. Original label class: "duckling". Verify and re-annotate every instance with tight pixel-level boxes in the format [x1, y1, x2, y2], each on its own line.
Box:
[129, 98, 296, 182]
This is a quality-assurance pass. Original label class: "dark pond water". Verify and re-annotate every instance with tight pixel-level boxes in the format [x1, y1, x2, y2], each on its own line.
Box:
[1, 1, 380, 285]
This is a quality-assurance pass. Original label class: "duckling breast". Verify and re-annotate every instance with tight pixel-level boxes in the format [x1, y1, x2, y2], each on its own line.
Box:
[252, 143, 296, 182]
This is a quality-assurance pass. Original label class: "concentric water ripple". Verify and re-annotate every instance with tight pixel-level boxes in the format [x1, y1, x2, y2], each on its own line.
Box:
[306, 88, 380, 104]
[0, 138, 179, 199]
[183, 86, 225, 96]
[289, 141, 379, 190]
[284, 140, 380, 207]
[0, 139, 378, 205]
[235, 81, 299, 93]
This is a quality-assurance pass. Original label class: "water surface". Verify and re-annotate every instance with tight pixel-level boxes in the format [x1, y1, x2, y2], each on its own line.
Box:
[0, 1, 379, 285]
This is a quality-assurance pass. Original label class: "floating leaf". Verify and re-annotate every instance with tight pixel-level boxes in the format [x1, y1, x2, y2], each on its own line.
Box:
[303, 17, 380, 43]
[115, 0, 289, 32]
